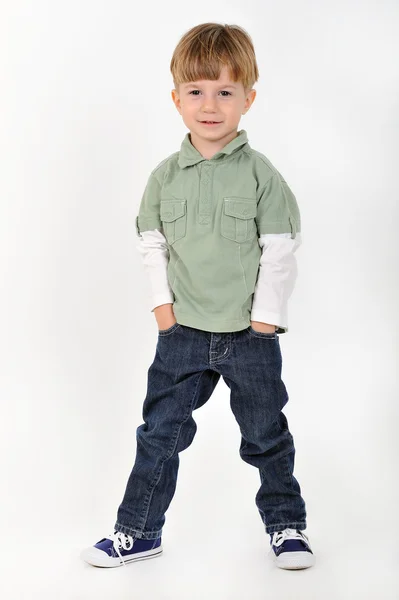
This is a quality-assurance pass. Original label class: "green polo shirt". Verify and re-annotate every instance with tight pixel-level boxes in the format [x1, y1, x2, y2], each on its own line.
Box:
[135, 129, 301, 333]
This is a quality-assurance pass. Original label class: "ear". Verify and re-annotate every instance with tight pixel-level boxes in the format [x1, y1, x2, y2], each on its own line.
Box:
[171, 89, 182, 114]
[243, 89, 256, 114]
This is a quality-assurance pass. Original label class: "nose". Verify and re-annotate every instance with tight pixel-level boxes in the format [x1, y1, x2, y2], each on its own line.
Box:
[201, 95, 217, 112]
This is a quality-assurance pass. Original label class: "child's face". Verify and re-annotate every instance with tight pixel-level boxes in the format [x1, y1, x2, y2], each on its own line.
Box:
[171, 65, 256, 142]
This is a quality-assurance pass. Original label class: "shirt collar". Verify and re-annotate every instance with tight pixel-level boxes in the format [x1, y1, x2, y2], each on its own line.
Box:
[178, 129, 250, 169]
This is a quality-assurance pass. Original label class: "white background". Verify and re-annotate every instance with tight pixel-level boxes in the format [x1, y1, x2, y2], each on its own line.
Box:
[1, 1, 398, 598]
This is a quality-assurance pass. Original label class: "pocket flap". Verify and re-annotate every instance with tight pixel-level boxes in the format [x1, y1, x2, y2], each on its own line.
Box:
[160, 200, 186, 222]
[224, 197, 257, 219]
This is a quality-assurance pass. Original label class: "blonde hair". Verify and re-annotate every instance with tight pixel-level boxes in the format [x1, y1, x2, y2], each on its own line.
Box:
[170, 23, 259, 93]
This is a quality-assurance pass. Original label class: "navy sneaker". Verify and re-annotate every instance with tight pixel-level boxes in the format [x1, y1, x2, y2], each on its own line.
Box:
[269, 528, 315, 569]
[80, 530, 163, 568]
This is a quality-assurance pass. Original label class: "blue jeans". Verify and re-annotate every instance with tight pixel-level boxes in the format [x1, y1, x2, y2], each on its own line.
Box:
[115, 323, 307, 538]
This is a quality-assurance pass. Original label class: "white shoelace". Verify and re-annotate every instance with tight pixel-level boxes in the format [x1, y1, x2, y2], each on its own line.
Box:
[272, 528, 311, 549]
[108, 531, 135, 567]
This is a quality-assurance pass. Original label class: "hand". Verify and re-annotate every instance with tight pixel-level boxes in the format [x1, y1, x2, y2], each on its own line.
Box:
[250, 320, 276, 333]
[153, 303, 177, 331]
[157, 317, 177, 331]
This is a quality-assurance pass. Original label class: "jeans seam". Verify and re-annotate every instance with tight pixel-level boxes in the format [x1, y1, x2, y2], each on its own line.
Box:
[158, 323, 181, 336]
[247, 328, 278, 340]
[139, 370, 208, 533]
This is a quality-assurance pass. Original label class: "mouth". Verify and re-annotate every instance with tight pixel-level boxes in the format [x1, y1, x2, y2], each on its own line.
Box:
[199, 120, 222, 125]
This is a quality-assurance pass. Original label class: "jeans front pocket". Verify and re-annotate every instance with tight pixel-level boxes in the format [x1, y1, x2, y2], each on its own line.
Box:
[247, 325, 278, 339]
[221, 197, 257, 243]
[160, 199, 187, 245]
[158, 322, 181, 336]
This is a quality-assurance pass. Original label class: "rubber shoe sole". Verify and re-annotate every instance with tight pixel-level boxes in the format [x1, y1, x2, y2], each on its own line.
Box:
[269, 547, 315, 569]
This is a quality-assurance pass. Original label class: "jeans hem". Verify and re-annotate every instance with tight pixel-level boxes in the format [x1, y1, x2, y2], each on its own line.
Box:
[114, 522, 163, 540]
[265, 522, 307, 535]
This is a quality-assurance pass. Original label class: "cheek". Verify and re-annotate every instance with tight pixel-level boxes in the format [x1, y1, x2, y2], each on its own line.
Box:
[181, 104, 197, 116]
[221, 105, 240, 118]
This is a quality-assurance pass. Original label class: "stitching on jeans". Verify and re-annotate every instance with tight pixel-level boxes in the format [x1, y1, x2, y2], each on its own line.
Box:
[158, 323, 181, 336]
[248, 328, 277, 339]
[138, 370, 208, 532]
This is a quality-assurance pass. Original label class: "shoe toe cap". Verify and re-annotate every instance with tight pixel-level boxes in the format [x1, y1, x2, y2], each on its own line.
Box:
[80, 545, 111, 565]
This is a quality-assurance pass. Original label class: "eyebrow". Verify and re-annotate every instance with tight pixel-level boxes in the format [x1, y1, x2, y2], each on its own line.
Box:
[184, 83, 237, 89]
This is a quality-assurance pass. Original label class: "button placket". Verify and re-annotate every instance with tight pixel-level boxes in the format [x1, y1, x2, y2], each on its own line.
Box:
[199, 163, 212, 225]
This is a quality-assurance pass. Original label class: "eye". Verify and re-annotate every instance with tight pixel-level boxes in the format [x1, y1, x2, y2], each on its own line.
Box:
[188, 90, 232, 96]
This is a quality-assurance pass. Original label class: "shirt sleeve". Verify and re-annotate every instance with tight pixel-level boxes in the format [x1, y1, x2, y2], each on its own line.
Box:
[135, 170, 163, 235]
[250, 232, 302, 334]
[135, 227, 175, 312]
[255, 171, 301, 238]
[251, 168, 302, 333]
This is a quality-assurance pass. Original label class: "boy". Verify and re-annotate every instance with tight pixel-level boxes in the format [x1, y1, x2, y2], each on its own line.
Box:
[81, 22, 315, 571]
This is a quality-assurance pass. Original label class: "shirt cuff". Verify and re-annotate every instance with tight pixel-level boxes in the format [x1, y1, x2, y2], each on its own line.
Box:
[150, 292, 175, 313]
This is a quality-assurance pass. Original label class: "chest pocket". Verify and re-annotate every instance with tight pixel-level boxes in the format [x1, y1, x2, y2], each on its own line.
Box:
[160, 199, 187, 245]
[221, 197, 257, 243]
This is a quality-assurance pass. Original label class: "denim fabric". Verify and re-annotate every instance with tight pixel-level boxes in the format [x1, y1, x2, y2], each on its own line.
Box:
[115, 323, 307, 538]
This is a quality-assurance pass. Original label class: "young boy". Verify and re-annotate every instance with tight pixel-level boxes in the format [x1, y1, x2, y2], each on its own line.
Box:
[81, 22, 315, 570]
